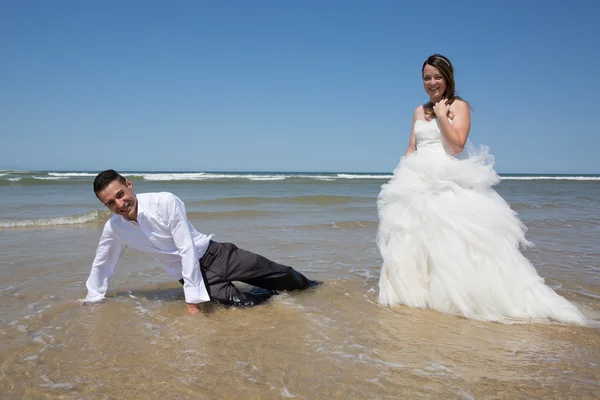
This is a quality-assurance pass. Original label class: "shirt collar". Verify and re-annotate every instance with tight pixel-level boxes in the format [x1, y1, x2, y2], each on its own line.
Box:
[134, 195, 144, 220]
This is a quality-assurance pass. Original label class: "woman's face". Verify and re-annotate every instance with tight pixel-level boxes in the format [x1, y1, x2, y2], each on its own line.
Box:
[422, 64, 446, 102]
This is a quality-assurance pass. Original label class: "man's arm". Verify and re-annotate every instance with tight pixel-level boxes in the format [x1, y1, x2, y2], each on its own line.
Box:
[84, 223, 126, 302]
[166, 194, 211, 310]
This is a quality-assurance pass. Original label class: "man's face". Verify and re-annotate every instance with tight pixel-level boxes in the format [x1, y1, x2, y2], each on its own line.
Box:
[97, 179, 138, 221]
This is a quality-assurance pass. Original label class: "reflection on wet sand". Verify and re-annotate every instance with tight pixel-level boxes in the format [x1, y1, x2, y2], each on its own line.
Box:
[2, 278, 598, 399]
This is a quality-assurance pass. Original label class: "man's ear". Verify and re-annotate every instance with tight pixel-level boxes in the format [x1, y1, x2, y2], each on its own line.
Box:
[125, 179, 133, 189]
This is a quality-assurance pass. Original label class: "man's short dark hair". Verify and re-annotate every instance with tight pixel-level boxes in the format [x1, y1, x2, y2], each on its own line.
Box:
[93, 169, 127, 195]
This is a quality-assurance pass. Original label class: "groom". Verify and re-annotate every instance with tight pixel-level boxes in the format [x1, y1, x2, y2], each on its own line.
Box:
[84, 169, 320, 315]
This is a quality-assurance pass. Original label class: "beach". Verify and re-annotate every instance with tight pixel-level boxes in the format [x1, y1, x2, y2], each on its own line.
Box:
[1, 170, 599, 399]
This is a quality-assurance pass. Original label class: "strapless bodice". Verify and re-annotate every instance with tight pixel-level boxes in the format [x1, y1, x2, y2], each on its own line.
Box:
[414, 119, 451, 155]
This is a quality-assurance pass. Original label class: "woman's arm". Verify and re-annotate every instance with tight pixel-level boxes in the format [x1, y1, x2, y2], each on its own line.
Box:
[405, 107, 420, 156]
[435, 99, 471, 154]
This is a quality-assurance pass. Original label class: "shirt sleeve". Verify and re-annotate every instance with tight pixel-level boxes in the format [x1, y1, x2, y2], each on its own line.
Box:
[84, 222, 126, 302]
[166, 194, 211, 304]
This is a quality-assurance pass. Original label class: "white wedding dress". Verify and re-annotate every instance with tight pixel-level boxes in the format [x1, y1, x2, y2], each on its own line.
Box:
[376, 118, 586, 325]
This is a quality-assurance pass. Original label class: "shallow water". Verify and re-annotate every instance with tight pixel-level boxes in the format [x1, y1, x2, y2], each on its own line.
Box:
[1, 171, 599, 398]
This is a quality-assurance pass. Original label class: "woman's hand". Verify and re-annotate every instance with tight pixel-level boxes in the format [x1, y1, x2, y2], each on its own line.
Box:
[433, 98, 450, 119]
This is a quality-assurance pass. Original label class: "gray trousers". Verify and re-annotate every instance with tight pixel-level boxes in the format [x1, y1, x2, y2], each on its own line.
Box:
[181, 241, 315, 306]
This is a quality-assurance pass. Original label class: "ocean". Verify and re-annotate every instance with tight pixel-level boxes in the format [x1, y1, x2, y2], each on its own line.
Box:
[1, 170, 599, 399]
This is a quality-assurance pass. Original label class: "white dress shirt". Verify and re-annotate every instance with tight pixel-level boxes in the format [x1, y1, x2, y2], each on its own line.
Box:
[84, 192, 213, 304]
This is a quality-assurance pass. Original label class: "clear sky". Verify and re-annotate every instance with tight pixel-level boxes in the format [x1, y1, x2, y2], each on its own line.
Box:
[1, 0, 599, 174]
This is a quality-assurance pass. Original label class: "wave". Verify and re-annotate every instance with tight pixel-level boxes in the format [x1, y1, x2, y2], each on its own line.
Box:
[0, 208, 377, 230]
[133, 173, 392, 182]
[291, 220, 378, 230]
[197, 195, 367, 206]
[0, 177, 87, 185]
[186, 210, 272, 219]
[2, 170, 599, 185]
[47, 172, 97, 177]
[0, 210, 112, 229]
[329, 220, 378, 229]
[509, 202, 572, 210]
[336, 174, 391, 179]
[139, 173, 289, 181]
[530, 217, 600, 229]
[0, 209, 275, 229]
[0, 171, 393, 185]
[500, 176, 600, 181]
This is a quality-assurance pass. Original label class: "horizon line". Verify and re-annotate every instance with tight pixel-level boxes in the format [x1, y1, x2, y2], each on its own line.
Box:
[2, 168, 600, 176]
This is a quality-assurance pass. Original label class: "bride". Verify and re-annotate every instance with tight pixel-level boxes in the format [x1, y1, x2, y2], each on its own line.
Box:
[376, 54, 586, 325]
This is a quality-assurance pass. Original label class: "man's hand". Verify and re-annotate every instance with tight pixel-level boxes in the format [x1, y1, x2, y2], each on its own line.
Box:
[186, 303, 202, 316]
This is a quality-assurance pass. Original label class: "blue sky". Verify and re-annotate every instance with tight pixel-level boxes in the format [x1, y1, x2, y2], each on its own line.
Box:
[1, 0, 599, 173]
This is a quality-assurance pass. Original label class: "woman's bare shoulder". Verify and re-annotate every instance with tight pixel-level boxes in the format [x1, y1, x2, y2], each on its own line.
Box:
[413, 104, 427, 120]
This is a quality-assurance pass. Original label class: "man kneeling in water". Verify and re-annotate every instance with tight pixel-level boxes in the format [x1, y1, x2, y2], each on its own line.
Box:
[83, 169, 321, 315]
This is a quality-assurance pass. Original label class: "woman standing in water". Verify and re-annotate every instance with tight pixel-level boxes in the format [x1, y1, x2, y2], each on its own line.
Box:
[376, 54, 586, 325]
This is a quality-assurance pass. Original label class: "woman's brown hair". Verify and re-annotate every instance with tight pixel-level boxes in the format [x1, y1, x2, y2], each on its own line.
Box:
[422, 54, 469, 119]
